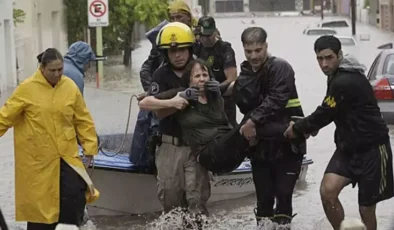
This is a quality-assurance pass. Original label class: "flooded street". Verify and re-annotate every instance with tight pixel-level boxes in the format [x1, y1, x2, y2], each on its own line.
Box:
[1, 16, 394, 229]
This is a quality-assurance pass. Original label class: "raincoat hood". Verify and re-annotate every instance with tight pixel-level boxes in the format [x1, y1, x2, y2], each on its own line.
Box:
[168, 0, 198, 27]
[64, 41, 96, 73]
[338, 54, 367, 74]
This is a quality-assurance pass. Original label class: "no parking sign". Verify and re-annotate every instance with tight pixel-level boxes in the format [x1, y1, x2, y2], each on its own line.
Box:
[88, 0, 109, 27]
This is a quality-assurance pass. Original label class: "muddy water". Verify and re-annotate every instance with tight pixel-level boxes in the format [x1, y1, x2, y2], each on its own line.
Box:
[1, 16, 394, 229]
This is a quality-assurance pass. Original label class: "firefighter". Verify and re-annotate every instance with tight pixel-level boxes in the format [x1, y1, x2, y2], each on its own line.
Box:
[140, 0, 197, 88]
[130, 0, 198, 167]
[194, 16, 238, 127]
[138, 22, 210, 226]
[234, 27, 306, 229]
[284, 35, 394, 230]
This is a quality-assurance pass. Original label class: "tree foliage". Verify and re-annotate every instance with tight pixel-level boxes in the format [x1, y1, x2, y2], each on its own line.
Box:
[13, 8, 26, 26]
[64, 0, 169, 65]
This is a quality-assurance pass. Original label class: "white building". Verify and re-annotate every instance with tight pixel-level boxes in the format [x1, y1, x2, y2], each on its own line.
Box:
[0, 0, 17, 92]
[13, 0, 68, 83]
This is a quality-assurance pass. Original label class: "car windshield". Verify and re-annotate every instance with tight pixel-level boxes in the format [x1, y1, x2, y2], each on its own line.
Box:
[306, 29, 337, 35]
[321, 20, 349, 27]
[384, 54, 394, 75]
[338, 37, 355, 46]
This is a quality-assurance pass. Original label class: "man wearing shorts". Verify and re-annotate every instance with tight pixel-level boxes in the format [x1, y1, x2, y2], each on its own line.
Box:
[285, 35, 394, 230]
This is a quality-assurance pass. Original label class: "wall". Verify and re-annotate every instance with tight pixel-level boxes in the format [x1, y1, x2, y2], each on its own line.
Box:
[369, 0, 379, 27]
[380, 0, 391, 30]
[0, 0, 17, 91]
[336, 0, 350, 15]
[13, 0, 68, 82]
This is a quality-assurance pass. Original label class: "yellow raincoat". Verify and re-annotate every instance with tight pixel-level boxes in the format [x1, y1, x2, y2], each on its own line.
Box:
[0, 70, 99, 224]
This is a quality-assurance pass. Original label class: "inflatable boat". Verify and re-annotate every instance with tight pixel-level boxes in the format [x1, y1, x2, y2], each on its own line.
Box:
[82, 148, 314, 216]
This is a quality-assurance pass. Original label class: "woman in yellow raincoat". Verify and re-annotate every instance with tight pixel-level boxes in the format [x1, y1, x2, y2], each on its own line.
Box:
[0, 48, 99, 230]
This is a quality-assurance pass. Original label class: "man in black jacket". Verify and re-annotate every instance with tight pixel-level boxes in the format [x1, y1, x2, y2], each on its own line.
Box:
[234, 27, 306, 229]
[285, 35, 394, 230]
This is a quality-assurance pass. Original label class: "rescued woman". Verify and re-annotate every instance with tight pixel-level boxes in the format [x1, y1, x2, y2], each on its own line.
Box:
[0, 48, 99, 230]
[155, 59, 288, 175]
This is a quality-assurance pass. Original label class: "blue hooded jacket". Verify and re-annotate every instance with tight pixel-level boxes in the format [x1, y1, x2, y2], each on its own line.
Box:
[63, 41, 96, 95]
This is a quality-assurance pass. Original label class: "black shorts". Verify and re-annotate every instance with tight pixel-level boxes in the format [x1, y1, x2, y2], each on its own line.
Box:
[325, 141, 394, 206]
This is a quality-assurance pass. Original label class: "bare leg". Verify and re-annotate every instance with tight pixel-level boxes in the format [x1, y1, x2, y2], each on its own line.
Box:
[320, 173, 352, 230]
[359, 205, 377, 230]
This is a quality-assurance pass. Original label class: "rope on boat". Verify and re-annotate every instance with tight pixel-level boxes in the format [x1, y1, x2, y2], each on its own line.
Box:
[87, 94, 138, 178]
[98, 94, 138, 157]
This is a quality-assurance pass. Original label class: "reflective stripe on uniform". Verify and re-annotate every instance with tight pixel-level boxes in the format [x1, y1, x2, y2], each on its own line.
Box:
[379, 144, 389, 194]
[285, 98, 301, 108]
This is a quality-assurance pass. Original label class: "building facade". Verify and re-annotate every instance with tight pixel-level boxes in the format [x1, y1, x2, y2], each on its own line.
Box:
[0, 0, 17, 92]
[13, 0, 68, 82]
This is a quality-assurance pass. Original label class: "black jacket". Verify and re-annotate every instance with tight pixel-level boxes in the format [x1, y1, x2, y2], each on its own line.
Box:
[139, 46, 165, 92]
[234, 56, 305, 159]
[235, 56, 304, 124]
[293, 56, 389, 154]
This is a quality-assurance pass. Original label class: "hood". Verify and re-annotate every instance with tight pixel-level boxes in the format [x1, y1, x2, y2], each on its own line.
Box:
[168, 1, 198, 27]
[338, 54, 367, 74]
[240, 60, 254, 74]
[64, 41, 96, 72]
[168, 1, 192, 15]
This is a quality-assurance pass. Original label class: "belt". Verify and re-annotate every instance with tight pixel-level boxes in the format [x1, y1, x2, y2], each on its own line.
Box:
[161, 135, 184, 146]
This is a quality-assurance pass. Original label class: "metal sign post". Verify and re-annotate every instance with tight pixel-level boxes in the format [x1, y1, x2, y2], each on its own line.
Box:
[88, 0, 109, 89]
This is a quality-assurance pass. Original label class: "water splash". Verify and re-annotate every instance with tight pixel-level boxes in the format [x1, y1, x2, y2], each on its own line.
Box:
[146, 207, 209, 230]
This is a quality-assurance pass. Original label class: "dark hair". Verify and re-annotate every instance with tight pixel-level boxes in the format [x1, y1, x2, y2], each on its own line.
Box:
[36, 48, 63, 67]
[314, 35, 342, 55]
[180, 59, 215, 88]
[241, 27, 267, 45]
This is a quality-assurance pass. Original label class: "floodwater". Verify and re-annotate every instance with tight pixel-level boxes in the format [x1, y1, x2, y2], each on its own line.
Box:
[1, 16, 394, 229]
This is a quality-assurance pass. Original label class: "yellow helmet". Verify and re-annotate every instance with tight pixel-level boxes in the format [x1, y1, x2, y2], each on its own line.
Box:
[156, 22, 195, 49]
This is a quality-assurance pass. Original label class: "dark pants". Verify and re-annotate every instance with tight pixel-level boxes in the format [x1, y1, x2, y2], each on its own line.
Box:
[198, 121, 289, 174]
[251, 153, 303, 218]
[27, 159, 87, 230]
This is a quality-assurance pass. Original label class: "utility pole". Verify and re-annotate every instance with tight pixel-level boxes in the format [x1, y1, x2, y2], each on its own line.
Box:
[351, 0, 356, 35]
[320, 0, 324, 20]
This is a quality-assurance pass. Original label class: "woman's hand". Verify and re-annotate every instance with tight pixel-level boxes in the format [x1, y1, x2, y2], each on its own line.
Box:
[83, 155, 94, 169]
[204, 80, 221, 93]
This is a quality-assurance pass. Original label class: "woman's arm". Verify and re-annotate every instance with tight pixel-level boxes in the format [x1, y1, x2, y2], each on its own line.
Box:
[0, 85, 27, 136]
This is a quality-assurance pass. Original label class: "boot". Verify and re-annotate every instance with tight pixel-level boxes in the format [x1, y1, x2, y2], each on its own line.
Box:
[272, 214, 296, 230]
[254, 208, 275, 229]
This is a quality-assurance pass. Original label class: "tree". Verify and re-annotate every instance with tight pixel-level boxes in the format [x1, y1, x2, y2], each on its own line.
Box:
[13, 8, 26, 26]
[64, 0, 169, 66]
[63, 0, 88, 45]
[107, 0, 169, 66]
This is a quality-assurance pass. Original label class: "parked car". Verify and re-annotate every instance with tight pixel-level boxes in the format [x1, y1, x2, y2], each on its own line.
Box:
[318, 20, 349, 28]
[303, 28, 337, 35]
[367, 43, 394, 124]
[335, 35, 356, 46]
